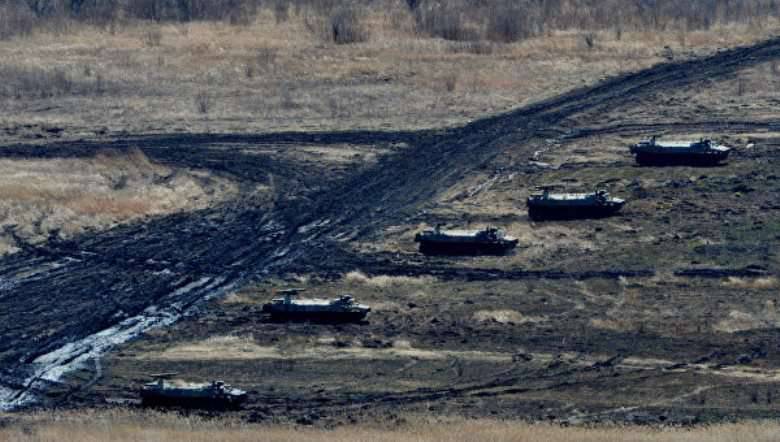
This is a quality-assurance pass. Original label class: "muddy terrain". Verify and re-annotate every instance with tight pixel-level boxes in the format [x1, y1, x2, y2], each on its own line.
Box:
[1, 36, 780, 425]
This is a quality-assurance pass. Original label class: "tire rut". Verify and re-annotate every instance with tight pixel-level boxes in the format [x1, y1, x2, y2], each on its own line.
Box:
[1, 36, 780, 409]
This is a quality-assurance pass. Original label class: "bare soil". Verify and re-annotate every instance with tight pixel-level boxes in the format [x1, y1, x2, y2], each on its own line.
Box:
[1, 23, 780, 428]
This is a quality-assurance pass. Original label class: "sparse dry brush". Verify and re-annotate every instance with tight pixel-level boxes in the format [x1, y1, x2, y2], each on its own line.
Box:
[0, 2, 35, 40]
[329, 6, 369, 44]
[141, 27, 162, 46]
[0, 0, 777, 156]
[194, 90, 211, 114]
[0, 64, 118, 99]
[4, 412, 780, 441]
[2, 0, 780, 42]
[0, 148, 237, 255]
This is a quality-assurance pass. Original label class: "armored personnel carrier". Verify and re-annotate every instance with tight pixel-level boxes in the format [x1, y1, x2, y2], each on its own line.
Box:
[414, 225, 518, 255]
[527, 189, 625, 221]
[140, 376, 247, 410]
[630, 136, 731, 165]
[262, 289, 370, 322]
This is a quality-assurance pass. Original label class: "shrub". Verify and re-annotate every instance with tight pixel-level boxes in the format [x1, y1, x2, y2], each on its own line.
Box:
[1, 64, 121, 99]
[126, 0, 162, 21]
[0, 66, 83, 99]
[123, 0, 259, 23]
[273, 0, 289, 23]
[141, 28, 162, 47]
[245, 48, 278, 78]
[405, 0, 421, 10]
[447, 41, 494, 55]
[226, 2, 257, 26]
[5, 0, 780, 44]
[24, 0, 58, 18]
[194, 91, 210, 114]
[94, 72, 105, 95]
[329, 6, 369, 44]
[486, 6, 533, 43]
[414, 6, 477, 41]
[77, 0, 121, 26]
[583, 32, 596, 49]
[736, 77, 748, 96]
[443, 73, 458, 93]
[0, 3, 36, 40]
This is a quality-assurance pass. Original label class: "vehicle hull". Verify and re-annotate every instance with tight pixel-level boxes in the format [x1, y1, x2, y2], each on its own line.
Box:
[527, 202, 624, 221]
[633, 151, 729, 166]
[417, 239, 518, 256]
[263, 309, 369, 322]
[140, 391, 247, 410]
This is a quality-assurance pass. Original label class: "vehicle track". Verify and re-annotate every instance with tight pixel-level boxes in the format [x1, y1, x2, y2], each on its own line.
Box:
[244, 350, 771, 422]
[1, 36, 780, 409]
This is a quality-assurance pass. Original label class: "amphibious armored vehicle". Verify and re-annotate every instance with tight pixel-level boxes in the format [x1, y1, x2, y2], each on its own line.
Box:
[527, 189, 625, 221]
[140, 377, 247, 410]
[414, 225, 518, 255]
[630, 136, 731, 165]
[262, 289, 370, 322]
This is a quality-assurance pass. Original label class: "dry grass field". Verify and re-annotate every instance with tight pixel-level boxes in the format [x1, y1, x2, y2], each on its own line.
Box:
[0, 2, 778, 138]
[2, 0, 780, 439]
[0, 148, 238, 254]
[2, 411, 780, 442]
[0, 1, 777, 254]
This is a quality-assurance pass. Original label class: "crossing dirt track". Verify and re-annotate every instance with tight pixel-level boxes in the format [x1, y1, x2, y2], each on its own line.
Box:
[1, 36, 780, 424]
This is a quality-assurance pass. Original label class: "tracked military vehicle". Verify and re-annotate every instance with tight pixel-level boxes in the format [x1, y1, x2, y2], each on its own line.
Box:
[140, 376, 247, 410]
[414, 225, 518, 255]
[527, 189, 625, 221]
[630, 136, 731, 165]
[262, 289, 370, 322]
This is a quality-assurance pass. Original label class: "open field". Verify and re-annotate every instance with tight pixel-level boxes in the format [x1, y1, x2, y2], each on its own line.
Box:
[55, 36, 780, 426]
[0, 0, 780, 435]
[0, 2, 777, 250]
[4, 412, 780, 442]
[1, 3, 779, 139]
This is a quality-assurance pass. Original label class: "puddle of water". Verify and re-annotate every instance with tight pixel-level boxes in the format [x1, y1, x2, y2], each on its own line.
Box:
[0, 276, 232, 411]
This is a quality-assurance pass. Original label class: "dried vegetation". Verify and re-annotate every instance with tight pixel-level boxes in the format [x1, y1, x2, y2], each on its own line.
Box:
[0, 148, 237, 254]
[3, 411, 780, 442]
[0, 1, 778, 134]
[2, 0, 780, 432]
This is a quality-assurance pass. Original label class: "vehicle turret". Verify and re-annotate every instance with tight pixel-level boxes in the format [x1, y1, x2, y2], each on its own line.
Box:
[262, 289, 370, 322]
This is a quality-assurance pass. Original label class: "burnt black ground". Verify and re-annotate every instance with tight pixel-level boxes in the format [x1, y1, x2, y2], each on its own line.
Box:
[1, 36, 780, 420]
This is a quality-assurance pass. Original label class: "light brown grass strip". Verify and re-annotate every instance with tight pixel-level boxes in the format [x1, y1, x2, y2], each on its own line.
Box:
[2, 411, 780, 442]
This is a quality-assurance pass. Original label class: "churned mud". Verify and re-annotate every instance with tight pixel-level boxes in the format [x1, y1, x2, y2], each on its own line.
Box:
[0, 37, 779, 425]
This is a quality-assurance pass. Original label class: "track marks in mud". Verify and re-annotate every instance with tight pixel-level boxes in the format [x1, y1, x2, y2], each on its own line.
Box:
[4, 36, 780, 409]
[238, 347, 780, 423]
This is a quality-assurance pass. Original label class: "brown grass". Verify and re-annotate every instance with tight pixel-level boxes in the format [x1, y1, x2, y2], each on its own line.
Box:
[0, 5, 777, 136]
[344, 270, 436, 287]
[0, 148, 238, 255]
[3, 411, 780, 441]
[143, 335, 511, 363]
[723, 277, 779, 289]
